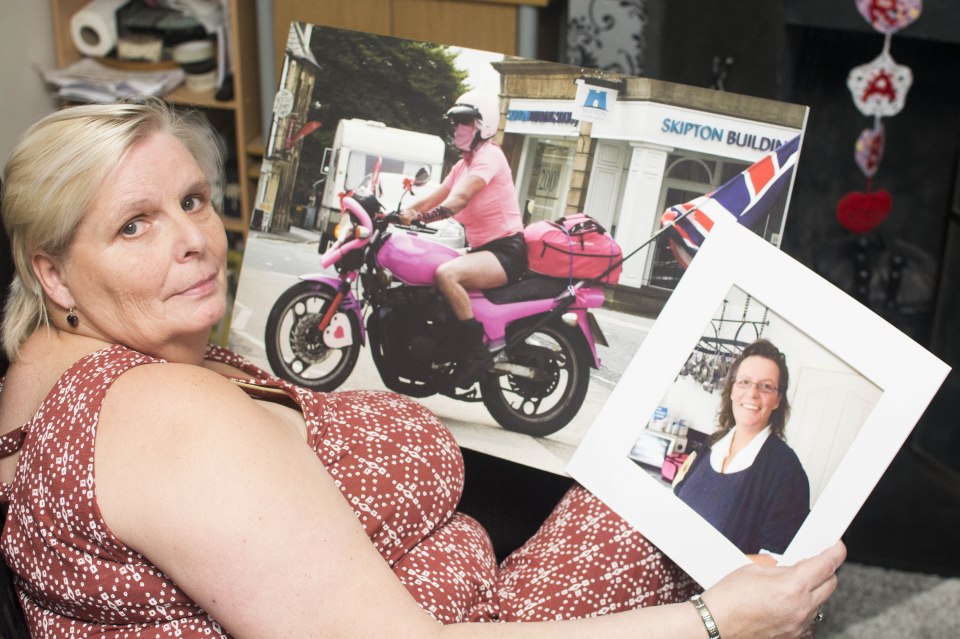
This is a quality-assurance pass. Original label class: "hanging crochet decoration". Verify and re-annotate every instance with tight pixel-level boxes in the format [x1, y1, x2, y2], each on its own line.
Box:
[836, 0, 920, 234]
[854, 0, 922, 33]
[847, 50, 913, 117]
[854, 122, 885, 178]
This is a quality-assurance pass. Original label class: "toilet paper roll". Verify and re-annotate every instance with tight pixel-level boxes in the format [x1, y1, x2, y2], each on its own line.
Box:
[70, 0, 129, 58]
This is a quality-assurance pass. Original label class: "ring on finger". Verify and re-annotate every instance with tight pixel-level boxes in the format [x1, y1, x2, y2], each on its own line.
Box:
[815, 607, 825, 623]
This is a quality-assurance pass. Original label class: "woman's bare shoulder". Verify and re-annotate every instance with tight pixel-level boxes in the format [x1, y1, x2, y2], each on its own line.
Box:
[111, 358, 237, 390]
[93, 361, 298, 548]
[97, 361, 264, 452]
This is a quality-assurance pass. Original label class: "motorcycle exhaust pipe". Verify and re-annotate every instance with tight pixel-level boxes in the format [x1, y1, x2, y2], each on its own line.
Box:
[489, 361, 549, 380]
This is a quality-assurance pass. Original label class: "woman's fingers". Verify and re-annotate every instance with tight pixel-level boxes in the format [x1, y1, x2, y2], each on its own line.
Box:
[786, 542, 846, 633]
[703, 542, 846, 639]
[794, 541, 846, 594]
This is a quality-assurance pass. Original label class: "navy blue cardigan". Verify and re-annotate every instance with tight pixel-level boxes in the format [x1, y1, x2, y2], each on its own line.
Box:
[674, 435, 810, 555]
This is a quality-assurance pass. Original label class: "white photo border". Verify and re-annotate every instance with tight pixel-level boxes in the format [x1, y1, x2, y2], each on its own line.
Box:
[566, 218, 950, 588]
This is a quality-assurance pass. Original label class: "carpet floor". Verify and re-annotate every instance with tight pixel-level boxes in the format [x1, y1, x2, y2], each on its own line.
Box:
[818, 563, 957, 638]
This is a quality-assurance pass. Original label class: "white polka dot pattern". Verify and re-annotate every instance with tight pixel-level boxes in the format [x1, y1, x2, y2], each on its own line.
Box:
[497, 485, 697, 621]
[0, 345, 693, 636]
[1, 345, 229, 637]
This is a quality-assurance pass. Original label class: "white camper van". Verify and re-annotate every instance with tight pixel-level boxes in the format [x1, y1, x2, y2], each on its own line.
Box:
[316, 119, 447, 245]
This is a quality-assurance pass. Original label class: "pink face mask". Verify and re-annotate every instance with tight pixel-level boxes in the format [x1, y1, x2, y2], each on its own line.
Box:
[453, 123, 477, 151]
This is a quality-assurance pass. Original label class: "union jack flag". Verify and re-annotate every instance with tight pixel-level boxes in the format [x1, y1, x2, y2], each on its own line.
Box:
[661, 134, 801, 268]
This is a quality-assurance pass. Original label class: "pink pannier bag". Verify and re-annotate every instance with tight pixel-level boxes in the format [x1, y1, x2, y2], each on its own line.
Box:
[523, 213, 623, 284]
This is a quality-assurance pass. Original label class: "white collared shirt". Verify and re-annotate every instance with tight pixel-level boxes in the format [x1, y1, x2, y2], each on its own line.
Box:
[708, 425, 772, 474]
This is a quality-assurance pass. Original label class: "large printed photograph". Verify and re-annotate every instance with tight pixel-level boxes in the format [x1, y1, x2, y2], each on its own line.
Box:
[567, 221, 950, 588]
[229, 22, 808, 474]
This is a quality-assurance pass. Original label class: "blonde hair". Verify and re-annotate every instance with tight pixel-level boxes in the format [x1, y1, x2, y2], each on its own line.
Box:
[1, 99, 225, 361]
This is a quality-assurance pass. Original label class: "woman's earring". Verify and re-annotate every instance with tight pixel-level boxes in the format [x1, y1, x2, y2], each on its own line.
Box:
[67, 307, 79, 328]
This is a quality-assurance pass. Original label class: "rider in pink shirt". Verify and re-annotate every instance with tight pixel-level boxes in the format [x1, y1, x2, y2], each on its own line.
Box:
[400, 91, 526, 388]
[441, 138, 522, 248]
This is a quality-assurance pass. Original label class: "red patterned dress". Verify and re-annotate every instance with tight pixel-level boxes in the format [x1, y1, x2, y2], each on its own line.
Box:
[0, 344, 692, 637]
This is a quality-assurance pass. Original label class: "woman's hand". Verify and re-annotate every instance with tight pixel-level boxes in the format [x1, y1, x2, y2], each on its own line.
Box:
[702, 541, 846, 639]
[399, 208, 420, 225]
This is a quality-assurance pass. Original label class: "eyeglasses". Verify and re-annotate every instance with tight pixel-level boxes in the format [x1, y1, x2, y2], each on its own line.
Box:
[733, 378, 779, 395]
[448, 113, 477, 127]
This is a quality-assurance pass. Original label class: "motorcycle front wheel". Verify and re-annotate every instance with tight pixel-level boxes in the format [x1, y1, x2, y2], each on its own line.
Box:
[264, 280, 362, 391]
[479, 319, 591, 437]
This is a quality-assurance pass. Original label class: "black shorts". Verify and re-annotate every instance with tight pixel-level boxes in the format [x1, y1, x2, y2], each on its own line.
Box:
[471, 232, 528, 284]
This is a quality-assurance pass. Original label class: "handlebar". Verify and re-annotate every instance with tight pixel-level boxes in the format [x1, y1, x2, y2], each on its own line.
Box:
[381, 211, 433, 233]
[381, 211, 403, 226]
[318, 196, 448, 269]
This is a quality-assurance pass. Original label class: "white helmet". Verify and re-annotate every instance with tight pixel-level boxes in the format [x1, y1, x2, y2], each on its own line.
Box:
[446, 90, 500, 143]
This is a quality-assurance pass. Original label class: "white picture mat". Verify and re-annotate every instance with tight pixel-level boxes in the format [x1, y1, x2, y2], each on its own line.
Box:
[566, 219, 950, 588]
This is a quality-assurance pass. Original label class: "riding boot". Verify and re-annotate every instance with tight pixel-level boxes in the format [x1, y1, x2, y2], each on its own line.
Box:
[453, 318, 492, 388]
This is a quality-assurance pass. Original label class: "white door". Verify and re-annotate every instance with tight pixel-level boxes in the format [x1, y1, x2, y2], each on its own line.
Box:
[784, 367, 882, 505]
[583, 140, 628, 234]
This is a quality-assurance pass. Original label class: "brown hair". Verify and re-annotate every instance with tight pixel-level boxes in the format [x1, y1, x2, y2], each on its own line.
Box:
[711, 338, 791, 445]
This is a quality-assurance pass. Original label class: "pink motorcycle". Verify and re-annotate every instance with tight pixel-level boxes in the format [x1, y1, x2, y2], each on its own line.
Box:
[264, 172, 608, 436]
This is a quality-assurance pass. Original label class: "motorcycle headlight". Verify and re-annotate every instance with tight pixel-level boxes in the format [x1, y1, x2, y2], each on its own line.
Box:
[334, 219, 354, 242]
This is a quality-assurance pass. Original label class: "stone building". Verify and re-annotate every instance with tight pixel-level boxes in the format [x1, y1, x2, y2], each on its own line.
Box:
[491, 58, 806, 313]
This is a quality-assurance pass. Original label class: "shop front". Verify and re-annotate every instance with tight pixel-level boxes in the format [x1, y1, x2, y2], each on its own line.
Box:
[496, 61, 807, 308]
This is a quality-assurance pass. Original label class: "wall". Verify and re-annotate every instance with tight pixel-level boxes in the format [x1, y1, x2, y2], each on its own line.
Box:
[564, 1, 960, 363]
[658, 0, 786, 96]
[780, 27, 960, 351]
[565, 0, 786, 94]
[0, 0, 58, 167]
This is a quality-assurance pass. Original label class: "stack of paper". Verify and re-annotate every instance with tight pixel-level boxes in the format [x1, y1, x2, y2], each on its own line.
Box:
[43, 58, 185, 103]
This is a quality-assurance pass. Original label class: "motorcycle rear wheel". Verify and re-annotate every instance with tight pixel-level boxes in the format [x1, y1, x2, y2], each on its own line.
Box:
[264, 280, 362, 391]
[479, 320, 591, 437]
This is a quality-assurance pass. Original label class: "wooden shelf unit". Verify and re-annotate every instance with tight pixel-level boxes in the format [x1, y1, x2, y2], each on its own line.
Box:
[50, 0, 262, 240]
[272, 0, 554, 76]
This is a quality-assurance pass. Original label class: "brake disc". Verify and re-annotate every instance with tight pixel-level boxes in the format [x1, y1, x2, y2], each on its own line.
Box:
[289, 312, 331, 364]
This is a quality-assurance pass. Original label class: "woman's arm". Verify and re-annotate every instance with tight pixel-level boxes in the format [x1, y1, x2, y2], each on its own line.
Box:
[441, 543, 844, 639]
[96, 363, 449, 638]
[399, 183, 451, 223]
[399, 176, 486, 225]
[93, 363, 842, 638]
[440, 175, 486, 213]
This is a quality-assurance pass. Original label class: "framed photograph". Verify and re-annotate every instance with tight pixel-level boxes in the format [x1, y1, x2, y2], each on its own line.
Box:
[229, 21, 808, 475]
[566, 219, 949, 588]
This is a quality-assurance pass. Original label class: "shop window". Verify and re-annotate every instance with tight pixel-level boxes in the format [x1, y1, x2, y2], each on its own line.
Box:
[664, 156, 716, 184]
[519, 138, 576, 225]
[647, 154, 752, 290]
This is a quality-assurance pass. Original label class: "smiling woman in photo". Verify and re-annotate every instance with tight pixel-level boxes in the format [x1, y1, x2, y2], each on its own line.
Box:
[673, 339, 811, 563]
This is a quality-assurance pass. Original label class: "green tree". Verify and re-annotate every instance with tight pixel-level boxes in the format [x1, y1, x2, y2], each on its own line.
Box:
[295, 29, 470, 201]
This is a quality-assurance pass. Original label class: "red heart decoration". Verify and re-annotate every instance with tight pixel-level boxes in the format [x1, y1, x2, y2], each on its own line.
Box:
[836, 190, 892, 234]
[334, 325, 345, 340]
